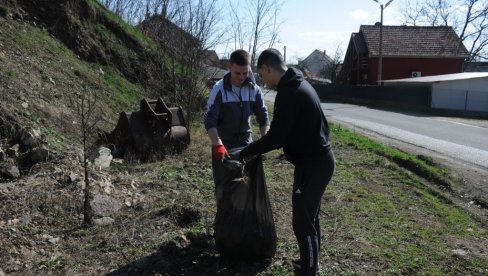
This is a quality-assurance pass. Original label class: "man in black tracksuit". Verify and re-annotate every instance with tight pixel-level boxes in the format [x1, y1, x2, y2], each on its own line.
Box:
[239, 48, 335, 275]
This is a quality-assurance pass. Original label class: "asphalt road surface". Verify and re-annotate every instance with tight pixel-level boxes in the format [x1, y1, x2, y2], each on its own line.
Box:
[322, 102, 488, 170]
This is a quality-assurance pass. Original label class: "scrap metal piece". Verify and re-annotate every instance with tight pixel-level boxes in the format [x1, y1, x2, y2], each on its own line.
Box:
[108, 97, 190, 160]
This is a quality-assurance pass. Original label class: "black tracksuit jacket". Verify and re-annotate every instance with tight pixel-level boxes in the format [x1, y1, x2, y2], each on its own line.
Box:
[243, 68, 331, 163]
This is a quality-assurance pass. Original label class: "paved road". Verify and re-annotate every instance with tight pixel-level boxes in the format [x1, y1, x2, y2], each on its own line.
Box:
[322, 102, 488, 169]
[263, 90, 488, 169]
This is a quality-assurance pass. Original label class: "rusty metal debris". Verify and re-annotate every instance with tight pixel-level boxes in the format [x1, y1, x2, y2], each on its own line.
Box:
[108, 98, 190, 160]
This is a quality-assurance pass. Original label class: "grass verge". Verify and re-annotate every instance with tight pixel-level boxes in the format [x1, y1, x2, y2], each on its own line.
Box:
[316, 123, 487, 275]
[331, 124, 454, 191]
[2, 122, 486, 275]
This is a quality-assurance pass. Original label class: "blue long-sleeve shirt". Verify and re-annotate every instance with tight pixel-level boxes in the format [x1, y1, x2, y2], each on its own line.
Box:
[204, 72, 269, 149]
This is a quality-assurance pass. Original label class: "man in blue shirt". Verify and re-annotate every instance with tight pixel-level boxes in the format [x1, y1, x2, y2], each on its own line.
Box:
[204, 49, 269, 161]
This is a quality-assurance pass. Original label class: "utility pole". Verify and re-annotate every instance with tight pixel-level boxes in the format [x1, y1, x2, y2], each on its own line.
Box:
[284, 45, 287, 64]
[372, 0, 394, 85]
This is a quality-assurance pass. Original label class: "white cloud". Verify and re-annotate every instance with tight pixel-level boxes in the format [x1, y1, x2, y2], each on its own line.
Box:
[349, 9, 369, 20]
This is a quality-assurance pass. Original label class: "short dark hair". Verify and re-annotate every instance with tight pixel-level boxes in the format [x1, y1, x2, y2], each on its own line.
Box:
[230, 49, 250, 66]
[257, 48, 285, 70]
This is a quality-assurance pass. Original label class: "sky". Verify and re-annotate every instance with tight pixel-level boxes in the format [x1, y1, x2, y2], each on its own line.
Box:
[216, 0, 406, 64]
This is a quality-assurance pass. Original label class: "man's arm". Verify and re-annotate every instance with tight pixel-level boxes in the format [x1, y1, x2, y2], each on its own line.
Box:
[241, 89, 298, 158]
[207, 128, 223, 145]
[204, 85, 222, 144]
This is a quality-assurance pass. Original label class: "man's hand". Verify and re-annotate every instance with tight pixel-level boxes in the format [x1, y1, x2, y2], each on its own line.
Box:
[213, 144, 230, 161]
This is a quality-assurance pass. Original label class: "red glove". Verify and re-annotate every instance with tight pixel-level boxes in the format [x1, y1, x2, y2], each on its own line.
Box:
[212, 144, 230, 160]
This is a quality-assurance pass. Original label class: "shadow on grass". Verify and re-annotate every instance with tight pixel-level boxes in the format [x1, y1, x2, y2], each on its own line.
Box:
[106, 233, 272, 276]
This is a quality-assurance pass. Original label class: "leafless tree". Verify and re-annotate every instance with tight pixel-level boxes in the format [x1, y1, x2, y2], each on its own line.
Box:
[229, 1, 245, 50]
[98, 0, 225, 129]
[98, 0, 144, 24]
[401, 0, 488, 62]
[325, 44, 344, 83]
[138, 0, 225, 129]
[227, 0, 284, 68]
[180, 0, 225, 128]
[73, 83, 102, 227]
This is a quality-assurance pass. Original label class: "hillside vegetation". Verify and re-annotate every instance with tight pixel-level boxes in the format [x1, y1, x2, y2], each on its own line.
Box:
[0, 1, 487, 275]
[0, 0, 181, 147]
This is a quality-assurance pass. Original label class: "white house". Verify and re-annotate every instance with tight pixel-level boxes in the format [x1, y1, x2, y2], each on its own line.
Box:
[383, 72, 488, 113]
[298, 49, 333, 80]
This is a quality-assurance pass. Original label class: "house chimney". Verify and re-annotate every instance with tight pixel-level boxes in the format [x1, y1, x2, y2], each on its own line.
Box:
[323, 50, 326, 56]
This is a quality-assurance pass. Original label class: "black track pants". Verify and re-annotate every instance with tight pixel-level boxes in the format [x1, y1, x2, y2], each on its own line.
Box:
[292, 150, 335, 275]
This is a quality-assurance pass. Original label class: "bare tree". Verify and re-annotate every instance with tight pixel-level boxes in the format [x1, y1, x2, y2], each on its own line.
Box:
[99, 0, 145, 24]
[401, 0, 488, 61]
[172, 0, 223, 128]
[226, 0, 284, 68]
[325, 44, 344, 83]
[73, 83, 102, 227]
[229, 1, 245, 50]
[98, 0, 226, 129]
[138, 0, 225, 128]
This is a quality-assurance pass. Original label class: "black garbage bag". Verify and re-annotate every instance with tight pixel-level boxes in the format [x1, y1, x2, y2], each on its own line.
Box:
[213, 147, 277, 260]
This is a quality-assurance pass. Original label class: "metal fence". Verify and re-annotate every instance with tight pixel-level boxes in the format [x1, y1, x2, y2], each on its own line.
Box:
[312, 84, 430, 107]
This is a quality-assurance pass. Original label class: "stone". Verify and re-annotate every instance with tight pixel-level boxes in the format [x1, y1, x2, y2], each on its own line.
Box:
[76, 180, 85, 190]
[0, 165, 20, 179]
[8, 218, 20, 225]
[94, 217, 114, 226]
[452, 249, 468, 257]
[19, 127, 41, 148]
[67, 171, 77, 183]
[112, 158, 123, 164]
[30, 146, 49, 163]
[0, 149, 6, 161]
[93, 146, 112, 169]
[90, 194, 122, 217]
[41, 234, 50, 239]
[99, 178, 114, 194]
[48, 237, 60, 244]
[6, 144, 19, 158]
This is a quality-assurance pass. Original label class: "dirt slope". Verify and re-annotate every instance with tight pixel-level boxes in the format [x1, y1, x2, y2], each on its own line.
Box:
[0, 0, 178, 147]
[0, 1, 196, 274]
